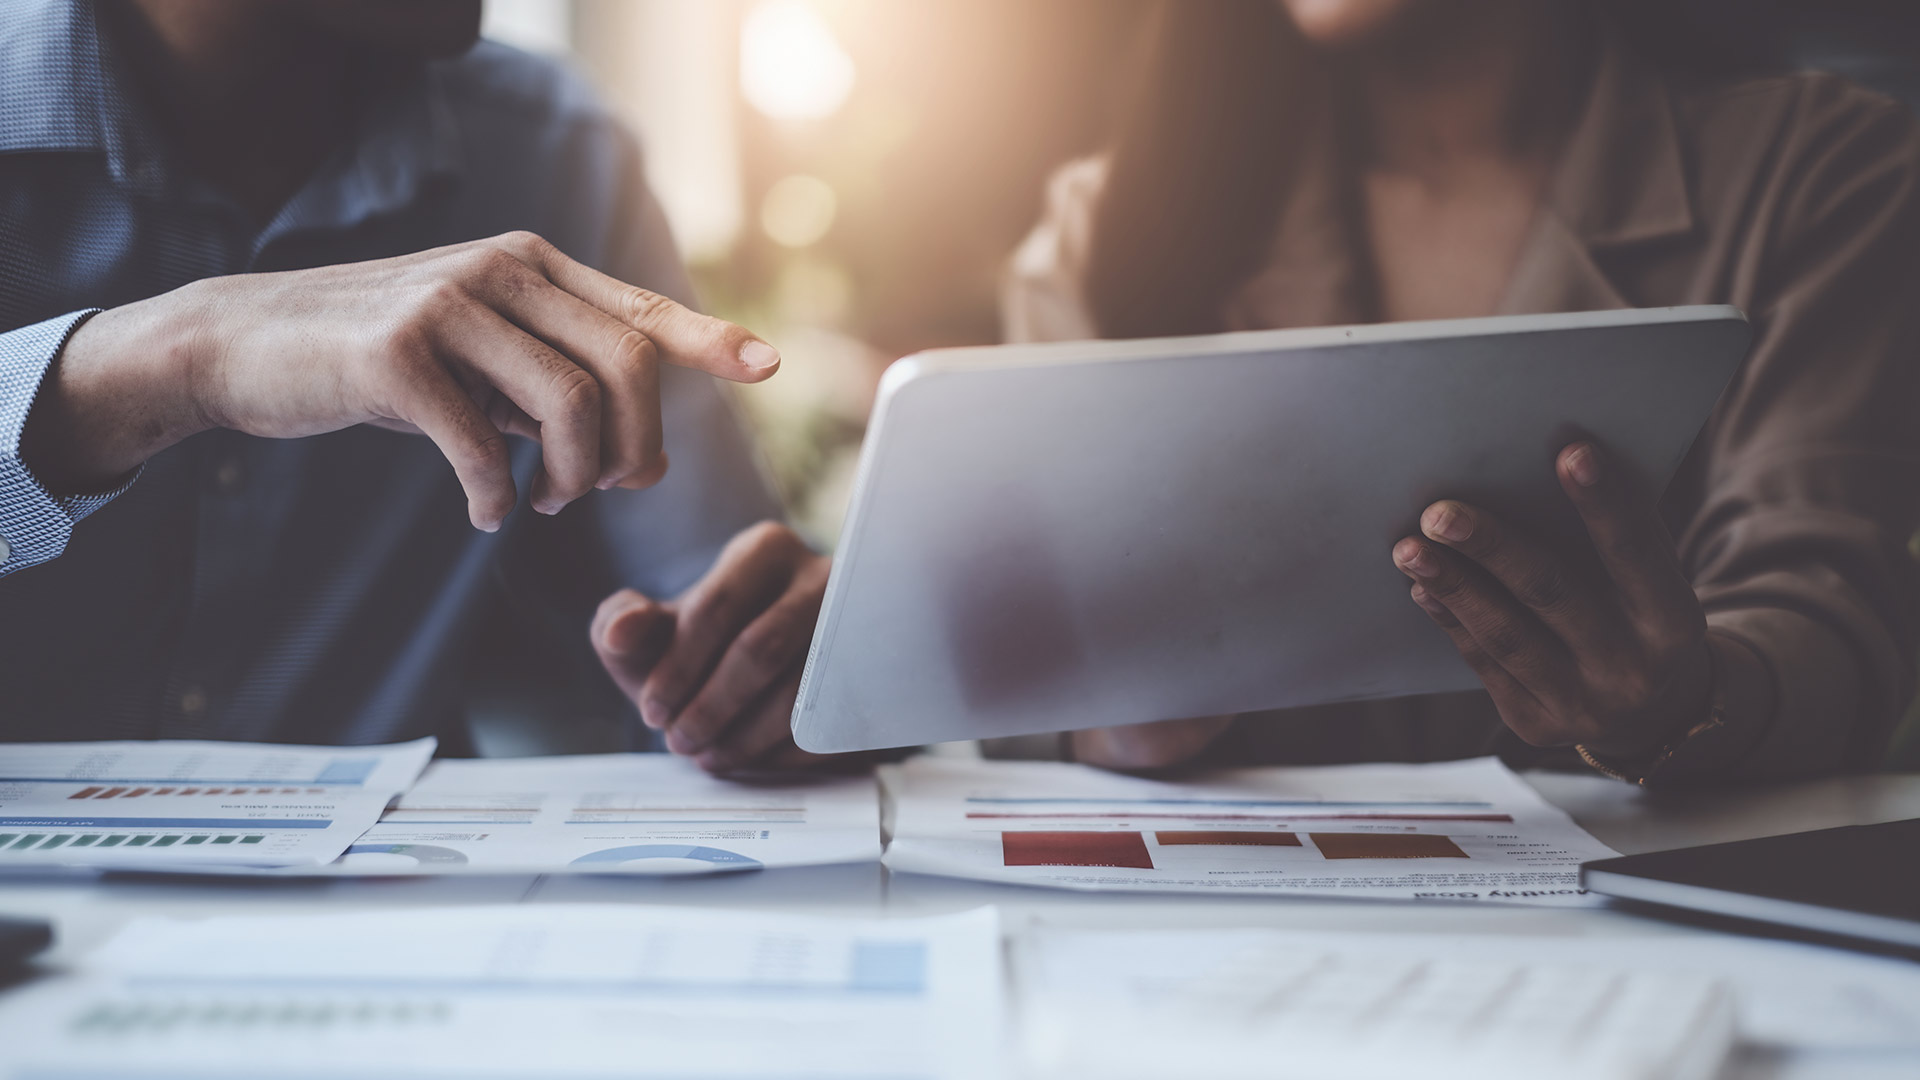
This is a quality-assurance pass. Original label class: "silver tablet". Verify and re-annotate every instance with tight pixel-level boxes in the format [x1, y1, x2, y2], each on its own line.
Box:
[793, 307, 1751, 753]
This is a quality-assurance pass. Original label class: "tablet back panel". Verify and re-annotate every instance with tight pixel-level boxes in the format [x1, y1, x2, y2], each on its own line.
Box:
[793, 307, 1750, 752]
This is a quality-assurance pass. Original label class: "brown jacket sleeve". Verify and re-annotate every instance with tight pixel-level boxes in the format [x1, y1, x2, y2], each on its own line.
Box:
[1674, 82, 1920, 777]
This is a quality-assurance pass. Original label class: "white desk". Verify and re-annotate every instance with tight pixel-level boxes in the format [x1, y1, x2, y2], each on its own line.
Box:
[5, 769, 1918, 965]
[4, 769, 1917, 1077]
[7, 764, 1912, 1076]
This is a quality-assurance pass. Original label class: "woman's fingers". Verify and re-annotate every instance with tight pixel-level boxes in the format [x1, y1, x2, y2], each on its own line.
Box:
[1410, 584, 1561, 744]
[1557, 443, 1699, 635]
[1416, 498, 1619, 658]
[1400, 443, 1712, 750]
[1393, 536, 1582, 705]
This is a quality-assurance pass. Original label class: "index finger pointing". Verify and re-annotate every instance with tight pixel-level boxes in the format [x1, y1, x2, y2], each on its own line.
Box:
[506, 232, 780, 384]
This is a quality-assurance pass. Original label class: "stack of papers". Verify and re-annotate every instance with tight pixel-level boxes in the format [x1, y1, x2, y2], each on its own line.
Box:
[0, 905, 1005, 1080]
[0, 739, 434, 869]
[883, 756, 1618, 904]
[1015, 926, 1920, 1079]
[327, 753, 881, 875]
[1018, 928, 1736, 1080]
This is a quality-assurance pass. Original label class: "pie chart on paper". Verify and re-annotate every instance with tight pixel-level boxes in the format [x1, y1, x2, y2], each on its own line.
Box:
[568, 844, 763, 875]
[338, 843, 471, 871]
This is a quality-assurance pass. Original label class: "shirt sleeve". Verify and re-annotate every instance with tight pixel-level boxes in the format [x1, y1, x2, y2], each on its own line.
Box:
[0, 310, 140, 579]
[1663, 85, 1920, 780]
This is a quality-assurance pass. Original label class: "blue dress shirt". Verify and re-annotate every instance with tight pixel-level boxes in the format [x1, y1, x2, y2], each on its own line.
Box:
[0, 1, 783, 745]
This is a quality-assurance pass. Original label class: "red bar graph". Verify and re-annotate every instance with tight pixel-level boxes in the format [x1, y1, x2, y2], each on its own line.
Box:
[1002, 831, 1154, 869]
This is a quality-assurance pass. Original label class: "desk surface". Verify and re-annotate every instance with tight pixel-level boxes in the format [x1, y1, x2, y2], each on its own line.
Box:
[4, 768, 1918, 971]
[5, 769, 1919, 1080]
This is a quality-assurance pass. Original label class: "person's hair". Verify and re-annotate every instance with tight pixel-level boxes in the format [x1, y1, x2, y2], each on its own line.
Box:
[1083, 0, 1787, 340]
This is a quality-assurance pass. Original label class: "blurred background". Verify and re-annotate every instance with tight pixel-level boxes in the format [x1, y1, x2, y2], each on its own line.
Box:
[477, 0, 1920, 549]
[484, 0, 1151, 545]
[469, 0, 1920, 761]
[470, 0, 1155, 751]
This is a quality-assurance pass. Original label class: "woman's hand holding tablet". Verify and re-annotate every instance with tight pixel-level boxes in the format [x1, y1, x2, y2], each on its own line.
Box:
[1394, 441, 1716, 775]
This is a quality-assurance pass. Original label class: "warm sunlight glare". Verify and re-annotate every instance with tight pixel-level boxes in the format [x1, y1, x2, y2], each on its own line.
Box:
[761, 174, 839, 248]
[740, 0, 857, 121]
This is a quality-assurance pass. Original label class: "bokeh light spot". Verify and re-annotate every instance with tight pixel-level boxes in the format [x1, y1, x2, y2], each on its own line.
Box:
[761, 174, 840, 248]
[741, 0, 857, 121]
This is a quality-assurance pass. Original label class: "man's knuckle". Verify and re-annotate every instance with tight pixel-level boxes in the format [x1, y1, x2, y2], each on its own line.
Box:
[497, 230, 548, 259]
[612, 328, 658, 371]
[595, 588, 644, 620]
[686, 585, 732, 628]
[603, 443, 644, 478]
[373, 336, 437, 399]
[799, 555, 830, 590]
[738, 623, 796, 673]
[619, 286, 674, 327]
[455, 244, 518, 282]
[412, 277, 470, 318]
[723, 525, 770, 561]
[647, 668, 690, 707]
[461, 425, 509, 468]
[746, 519, 791, 550]
[676, 702, 718, 734]
[553, 368, 602, 421]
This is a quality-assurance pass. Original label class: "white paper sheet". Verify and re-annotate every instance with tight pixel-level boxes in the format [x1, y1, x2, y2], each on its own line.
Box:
[0, 904, 1005, 1080]
[0, 738, 435, 869]
[308, 753, 881, 876]
[1016, 927, 1737, 1080]
[1014, 926, 1920, 1079]
[883, 756, 1618, 904]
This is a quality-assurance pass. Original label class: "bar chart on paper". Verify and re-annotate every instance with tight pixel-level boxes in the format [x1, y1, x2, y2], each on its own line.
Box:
[0, 739, 435, 869]
[883, 757, 1619, 904]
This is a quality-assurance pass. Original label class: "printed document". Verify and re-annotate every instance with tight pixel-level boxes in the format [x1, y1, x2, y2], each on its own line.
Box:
[320, 753, 881, 875]
[883, 756, 1617, 904]
[0, 738, 434, 869]
[1017, 927, 1733, 1080]
[0, 904, 1004, 1080]
[1015, 926, 1920, 1079]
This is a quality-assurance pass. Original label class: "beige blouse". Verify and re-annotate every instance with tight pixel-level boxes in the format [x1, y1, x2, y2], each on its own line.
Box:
[1001, 33, 1920, 780]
